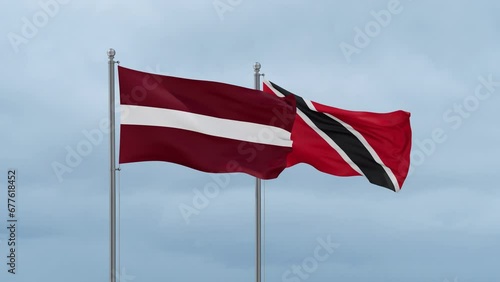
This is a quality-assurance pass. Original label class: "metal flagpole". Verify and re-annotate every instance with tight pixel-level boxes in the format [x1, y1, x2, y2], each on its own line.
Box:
[108, 48, 117, 282]
[254, 62, 262, 282]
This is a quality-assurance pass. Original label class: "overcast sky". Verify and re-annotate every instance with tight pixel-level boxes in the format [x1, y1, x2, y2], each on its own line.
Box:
[1, 0, 499, 282]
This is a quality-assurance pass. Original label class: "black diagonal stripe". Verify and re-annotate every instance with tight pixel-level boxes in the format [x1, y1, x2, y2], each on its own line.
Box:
[269, 82, 395, 191]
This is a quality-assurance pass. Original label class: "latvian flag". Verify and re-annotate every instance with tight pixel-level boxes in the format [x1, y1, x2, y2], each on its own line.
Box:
[263, 80, 412, 192]
[117, 66, 296, 180]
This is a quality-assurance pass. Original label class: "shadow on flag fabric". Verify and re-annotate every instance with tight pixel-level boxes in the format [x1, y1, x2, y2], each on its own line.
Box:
[263, 80, 412, 192]
[118, 66, 296, 179]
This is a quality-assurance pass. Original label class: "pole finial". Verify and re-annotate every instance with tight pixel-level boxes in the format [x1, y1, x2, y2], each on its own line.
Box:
[107, 48, 116, 59]
[254, 62, 261, 73]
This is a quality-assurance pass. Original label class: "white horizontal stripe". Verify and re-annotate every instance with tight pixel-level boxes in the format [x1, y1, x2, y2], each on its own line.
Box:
[263, 80, 363, 175]
[120, 105, 292, 148]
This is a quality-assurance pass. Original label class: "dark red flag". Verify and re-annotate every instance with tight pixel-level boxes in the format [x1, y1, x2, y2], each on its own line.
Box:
[118, 66, 296, 179]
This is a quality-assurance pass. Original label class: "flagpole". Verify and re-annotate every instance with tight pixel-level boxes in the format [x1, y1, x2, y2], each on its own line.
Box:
[254, 62, 262, 282]
[108, 48, 117, 282]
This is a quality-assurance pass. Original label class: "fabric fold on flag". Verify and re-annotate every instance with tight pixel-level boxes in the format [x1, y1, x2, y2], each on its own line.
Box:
[118, 66, 296, 179]
[263, 80, 412, 192]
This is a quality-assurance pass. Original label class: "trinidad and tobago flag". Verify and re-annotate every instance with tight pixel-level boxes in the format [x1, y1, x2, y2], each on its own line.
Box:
[263, 80, 412, 192]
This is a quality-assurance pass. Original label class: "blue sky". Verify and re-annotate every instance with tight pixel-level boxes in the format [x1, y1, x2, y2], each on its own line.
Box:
[1, 0, 499, 281]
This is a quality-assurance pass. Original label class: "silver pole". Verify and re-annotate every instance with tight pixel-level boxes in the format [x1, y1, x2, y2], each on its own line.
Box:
[254, 62, 262, 282]
[108, 48, 117, 282]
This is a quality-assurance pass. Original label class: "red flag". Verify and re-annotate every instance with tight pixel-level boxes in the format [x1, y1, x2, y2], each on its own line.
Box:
[117, 66, 296, 179]
[263, 80, 412, 191]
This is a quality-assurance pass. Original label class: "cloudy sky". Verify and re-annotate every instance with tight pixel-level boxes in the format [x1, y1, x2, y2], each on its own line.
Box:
[1, 0, 499, 281]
